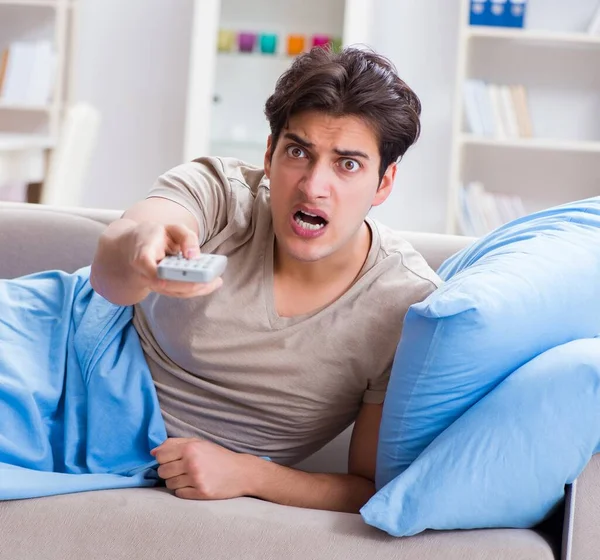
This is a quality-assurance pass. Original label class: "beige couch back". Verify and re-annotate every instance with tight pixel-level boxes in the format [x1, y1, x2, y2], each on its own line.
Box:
[0, 202, 473, 473]
[0, 203, 118, 279]
[0, 202, 472, 277]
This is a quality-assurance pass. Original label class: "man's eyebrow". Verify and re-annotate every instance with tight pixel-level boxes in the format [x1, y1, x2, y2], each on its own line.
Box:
[283, 133, 314, 148]
[284, 132, 370, 160]
[333, 148, 370, 160]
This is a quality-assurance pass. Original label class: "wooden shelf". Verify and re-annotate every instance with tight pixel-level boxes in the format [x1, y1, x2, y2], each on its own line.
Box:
[216, 51, 296, 61]
[0, 0, 67, 7]
[211, 138, 266, 150]
[0, 133, 54, 151]
[467, 26, 600, 47]
[461, 134, 600, 154]
[0, 102, 53, 112]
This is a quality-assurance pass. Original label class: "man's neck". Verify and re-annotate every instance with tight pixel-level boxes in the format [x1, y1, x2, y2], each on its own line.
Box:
[273, 222, 372, 286]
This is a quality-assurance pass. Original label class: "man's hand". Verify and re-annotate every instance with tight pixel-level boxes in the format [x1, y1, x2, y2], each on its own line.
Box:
[91, 198, 223, 305]
[151, 438, 251, 500]
[150, 405, 383, 512]
[151, 436, 377, 513]
[125, 221, 223, 300]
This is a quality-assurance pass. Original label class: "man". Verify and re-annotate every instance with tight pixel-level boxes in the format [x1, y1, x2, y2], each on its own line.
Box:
[90, 47, 440, 514]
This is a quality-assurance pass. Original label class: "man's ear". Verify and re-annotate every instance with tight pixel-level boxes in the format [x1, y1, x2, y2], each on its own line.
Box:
[372, 162, 397, 207]
[264, 135, 273, 178]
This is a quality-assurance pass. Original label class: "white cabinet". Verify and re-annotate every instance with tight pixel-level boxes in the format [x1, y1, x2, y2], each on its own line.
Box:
[0, 0, 76, 199]
[448, 0, 600, 235]
[183, 0, 373, 166]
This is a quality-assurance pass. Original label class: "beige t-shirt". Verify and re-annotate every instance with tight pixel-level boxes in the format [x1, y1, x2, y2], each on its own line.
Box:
[133, 157, 440, 465]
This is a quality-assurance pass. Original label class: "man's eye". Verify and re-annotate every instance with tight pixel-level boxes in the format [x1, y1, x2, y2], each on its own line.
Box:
[286, 146, 307, 159]
[339, 158, 360, 172]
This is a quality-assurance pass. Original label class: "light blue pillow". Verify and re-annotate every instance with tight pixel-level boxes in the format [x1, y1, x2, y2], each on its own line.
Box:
[362, 338, 600, 536]
[376, 197, 600, 490]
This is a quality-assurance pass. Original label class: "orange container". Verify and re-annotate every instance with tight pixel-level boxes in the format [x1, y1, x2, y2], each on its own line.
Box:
[287, 34, 305, 56]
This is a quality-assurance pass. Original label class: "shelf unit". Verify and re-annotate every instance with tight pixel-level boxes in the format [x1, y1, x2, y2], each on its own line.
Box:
[0, 132, 54, 150]
[461, 134, 600, 154]
[0, 102, 53, 112]
[0, 0, 77, 198]
[0, 0, 64, 6]
[447, 0, 600, 235]
[466, 25, 600, 46]
[216, 51, 300, 62]
[184, 0, 372, 165]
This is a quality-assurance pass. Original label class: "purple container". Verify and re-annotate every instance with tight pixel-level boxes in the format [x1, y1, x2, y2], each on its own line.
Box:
[238, 32, 256, 53]
[312, 34, 330, 49]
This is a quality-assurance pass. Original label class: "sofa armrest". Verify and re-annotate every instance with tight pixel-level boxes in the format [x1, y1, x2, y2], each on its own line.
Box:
[564, 454, 600, 560]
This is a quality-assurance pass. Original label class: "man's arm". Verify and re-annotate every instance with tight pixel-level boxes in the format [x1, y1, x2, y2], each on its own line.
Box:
[90, 197, 218, 305]
[152, 403, 383, 514]
[247, 402, 382, 512]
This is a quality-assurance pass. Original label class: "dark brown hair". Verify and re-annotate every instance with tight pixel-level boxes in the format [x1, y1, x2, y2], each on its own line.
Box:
[264, 47, 422, 181]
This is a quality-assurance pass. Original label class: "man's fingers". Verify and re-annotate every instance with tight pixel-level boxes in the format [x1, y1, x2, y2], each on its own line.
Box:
[151, 437, 197, 463]
[175, 487, 203, 500]
[133, 252, 160, 279]
[165, 224, 200, 258]
[165, 474, 192, 491]
[149, 276, 223, 299]
[157, 461, 187, 481]
[153, 448, 182, 465]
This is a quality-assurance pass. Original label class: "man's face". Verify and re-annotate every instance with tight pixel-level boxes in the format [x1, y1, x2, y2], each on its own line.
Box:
[264, 110, 395, 264]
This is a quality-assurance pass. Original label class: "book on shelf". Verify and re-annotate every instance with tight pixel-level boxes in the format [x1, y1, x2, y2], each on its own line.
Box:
[587, 2, 600, 35]
[498, 85, 519, 138]
[487, 83, 507, 139]
[510, 84, 533, 138]
[469, 0, 528, 29]
[0, 41, 57, 106]
[463, 79, 533, 140]
[0, 49, 9, 96]
[457, 182, 527, 236]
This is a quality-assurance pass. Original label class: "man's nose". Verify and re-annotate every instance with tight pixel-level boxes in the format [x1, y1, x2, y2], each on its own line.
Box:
[298, 163, 331, 199]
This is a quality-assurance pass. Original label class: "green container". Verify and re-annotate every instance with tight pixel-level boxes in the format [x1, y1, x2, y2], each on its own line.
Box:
[260, 33, 278, 54]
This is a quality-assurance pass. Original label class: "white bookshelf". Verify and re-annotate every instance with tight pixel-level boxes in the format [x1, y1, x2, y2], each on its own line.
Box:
[0, 133, 54, 150]
[466, 25, 600, 46]
[461, 134, 600, 154]
[0, 0, 64, 6]
[0, 0, 77, 200]
[184, 0, 372, 165]
[447, 0, 600, 235]
[0, 102, 53, 112]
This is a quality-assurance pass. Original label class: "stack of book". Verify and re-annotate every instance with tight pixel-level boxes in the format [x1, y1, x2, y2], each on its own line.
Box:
[457, 182, 527, 236]
[0, 41, 56, 106]
[463, 80, 533, 139]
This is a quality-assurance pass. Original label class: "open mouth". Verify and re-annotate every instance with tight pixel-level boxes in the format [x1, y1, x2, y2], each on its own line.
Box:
[293, 210, 328, 231]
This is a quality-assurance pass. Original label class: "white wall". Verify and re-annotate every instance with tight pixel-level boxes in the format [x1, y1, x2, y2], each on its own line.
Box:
[73, 0, 193, 210]
[368, 0, 461, 233]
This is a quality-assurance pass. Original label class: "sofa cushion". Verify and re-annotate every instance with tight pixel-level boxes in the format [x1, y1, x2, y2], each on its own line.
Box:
[375, 197, 600, 488]
[0, 488, 556, 560]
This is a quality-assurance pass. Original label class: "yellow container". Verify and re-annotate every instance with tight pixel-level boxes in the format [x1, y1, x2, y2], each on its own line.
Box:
[217, 29, 235, 52]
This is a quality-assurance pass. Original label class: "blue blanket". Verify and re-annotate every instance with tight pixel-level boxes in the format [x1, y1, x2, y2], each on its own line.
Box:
[0, 267, 167, 500]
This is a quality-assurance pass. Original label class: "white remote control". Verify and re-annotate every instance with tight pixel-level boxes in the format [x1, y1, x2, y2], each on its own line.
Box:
[157, 253, 228, 283]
